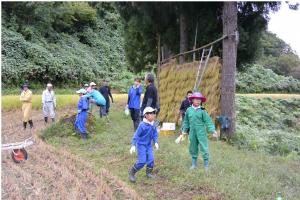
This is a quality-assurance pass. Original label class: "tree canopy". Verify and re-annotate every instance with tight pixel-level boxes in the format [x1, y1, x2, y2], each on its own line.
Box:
[117, 2, 281, 72]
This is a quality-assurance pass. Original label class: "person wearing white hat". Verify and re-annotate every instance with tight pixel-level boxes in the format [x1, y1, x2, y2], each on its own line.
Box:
[74, 89, 89, 140]
[42, 83, 56, 124]
[128, 106, 159, 183]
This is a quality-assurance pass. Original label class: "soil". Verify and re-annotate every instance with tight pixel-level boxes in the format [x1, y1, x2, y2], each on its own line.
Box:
[1, 109, 142, 200]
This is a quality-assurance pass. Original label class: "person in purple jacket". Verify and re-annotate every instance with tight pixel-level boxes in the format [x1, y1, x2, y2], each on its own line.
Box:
[128, 107, 159, 183]
[127, 78, 143, 131]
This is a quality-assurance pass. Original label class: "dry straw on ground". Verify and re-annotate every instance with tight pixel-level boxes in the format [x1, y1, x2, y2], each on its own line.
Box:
[158, 56, 222, 125]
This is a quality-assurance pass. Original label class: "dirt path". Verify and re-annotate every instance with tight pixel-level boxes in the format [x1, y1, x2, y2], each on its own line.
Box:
[1, 109, 142, 200]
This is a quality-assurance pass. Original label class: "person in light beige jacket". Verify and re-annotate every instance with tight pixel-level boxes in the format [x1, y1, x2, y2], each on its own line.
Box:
[20, 83, 33, 129]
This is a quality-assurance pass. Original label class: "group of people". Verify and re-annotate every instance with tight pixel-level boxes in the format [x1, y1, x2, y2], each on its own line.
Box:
[19, 73, 218, 184]
[20, 83, 56, 130]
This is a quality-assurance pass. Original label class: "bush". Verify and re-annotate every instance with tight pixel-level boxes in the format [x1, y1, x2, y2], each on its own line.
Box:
[1, 2, 132, 89]
[236, 64, 300, 93]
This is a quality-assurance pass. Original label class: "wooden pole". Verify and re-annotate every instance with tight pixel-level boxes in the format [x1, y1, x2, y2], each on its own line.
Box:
[221, 2, 238, 138]
[193, 23, 198, 62]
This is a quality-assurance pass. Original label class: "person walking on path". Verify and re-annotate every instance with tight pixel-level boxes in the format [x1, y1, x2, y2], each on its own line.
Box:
[42, 83, 56, 123]
[128, 107, 159, 183]
[75, 89, 89, 140]
[99, 80, 114, 117]
[20, 83, 33, 130]
[127, 78, 143, 131]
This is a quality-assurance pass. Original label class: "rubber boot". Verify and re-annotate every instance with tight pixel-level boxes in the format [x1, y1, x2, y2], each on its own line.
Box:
[44, 117, 48, 124]
[190, 158, 197, 170]
[51, 118, 55, 123]
[28, 120, 33, 129]
[128, 167, 138, 182]
[23, 122, 27, 130]
[146, 167, 155, 178]
[204, 160, 209, 171]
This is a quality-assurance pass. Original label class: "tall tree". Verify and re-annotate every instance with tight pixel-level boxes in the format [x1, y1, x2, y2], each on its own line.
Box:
[221, 2, 238, 137]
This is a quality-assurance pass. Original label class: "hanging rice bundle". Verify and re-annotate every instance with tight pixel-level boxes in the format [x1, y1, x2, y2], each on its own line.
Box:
[158, 56, 222, 125]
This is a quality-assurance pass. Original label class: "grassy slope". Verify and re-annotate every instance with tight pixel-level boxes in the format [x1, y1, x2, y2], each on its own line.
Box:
[42, 100, 300, 200]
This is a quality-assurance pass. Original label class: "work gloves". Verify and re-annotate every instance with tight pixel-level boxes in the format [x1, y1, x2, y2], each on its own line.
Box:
[129, 143, 159, 154]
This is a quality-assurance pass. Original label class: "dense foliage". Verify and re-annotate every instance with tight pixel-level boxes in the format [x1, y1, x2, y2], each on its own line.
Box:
[236, 64, 300, 93]
[234, 96, 300, 156]
[118, 2, 280, 71]
[256, 31, 300, 79]
[2, 2, 130, 88]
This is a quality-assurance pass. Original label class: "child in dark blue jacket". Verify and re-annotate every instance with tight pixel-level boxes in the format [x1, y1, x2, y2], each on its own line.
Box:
[128, 107, 159, 183]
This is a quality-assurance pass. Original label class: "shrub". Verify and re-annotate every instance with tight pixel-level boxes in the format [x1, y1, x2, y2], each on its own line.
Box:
[236, 64, 300, 93]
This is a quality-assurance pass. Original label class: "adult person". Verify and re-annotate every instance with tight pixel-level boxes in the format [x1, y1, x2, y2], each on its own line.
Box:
[42, 83, 56, 123]
[141, 73, 159, 118]
[99, 80, 114, 117]
[20, 83, 33, 130]
[127, 78, 143, 130]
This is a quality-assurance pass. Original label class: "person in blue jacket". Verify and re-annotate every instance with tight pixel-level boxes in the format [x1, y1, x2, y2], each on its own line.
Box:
[128, 107, 159, 183]
[127, 78, 143, 131]
[75, 89, 89, 140]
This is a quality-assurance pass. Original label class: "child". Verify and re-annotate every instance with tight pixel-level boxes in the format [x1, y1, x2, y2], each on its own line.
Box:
[75, 89, 89, 140]
[179, 90, 193, 124]
[127, 78, 143, 131]
[128, 107, 159, 183]
[181, 92, 218, 170]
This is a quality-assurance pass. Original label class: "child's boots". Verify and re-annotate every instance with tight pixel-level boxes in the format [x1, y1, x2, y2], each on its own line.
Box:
[146, 167, 155, 178]
[190, 158, 197, 170]
[128, 167, 138, 182]
[204, 160, 209, 171]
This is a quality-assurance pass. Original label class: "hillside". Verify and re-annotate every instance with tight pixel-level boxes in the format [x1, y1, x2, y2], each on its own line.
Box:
[1, 2, 131, 89]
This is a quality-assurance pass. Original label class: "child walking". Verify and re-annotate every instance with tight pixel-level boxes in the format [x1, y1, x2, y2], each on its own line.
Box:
[128, 107, 159, 182]
[181, 92, 218, 170]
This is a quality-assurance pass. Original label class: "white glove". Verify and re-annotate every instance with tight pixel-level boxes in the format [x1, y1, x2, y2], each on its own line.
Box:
[212, 131, 218, 138]
[155, 143, 159, 150]
[77, 109, 82, 113]
[175, 134, 183, 144]
[130, 146, 136, 154]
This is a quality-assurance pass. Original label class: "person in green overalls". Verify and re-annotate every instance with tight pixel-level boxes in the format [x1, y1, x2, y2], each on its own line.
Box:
[181, 92, 218, 170]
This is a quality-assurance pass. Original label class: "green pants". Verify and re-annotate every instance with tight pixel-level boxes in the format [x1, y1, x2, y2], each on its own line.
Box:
[189, 130, 209, 162]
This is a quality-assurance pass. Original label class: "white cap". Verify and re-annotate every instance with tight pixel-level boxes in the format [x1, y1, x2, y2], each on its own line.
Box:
[76, 89, 87, 94]
[90, 82, 97, 86]
[47, 83, 53, 87]
[143, 107, 156, 115]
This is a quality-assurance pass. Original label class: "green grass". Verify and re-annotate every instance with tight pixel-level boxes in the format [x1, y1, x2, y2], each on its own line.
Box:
[41, 101, 300, 200]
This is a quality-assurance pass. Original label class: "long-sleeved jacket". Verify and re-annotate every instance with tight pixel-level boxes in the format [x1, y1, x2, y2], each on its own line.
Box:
[127, 85, 143, 109]
[141, 83, 158, 112]
[84, 89, 106, 106]
[99, 86, 113, 103]
[182, 106, 215, 134]
[42, 89, 56, 107]
[131, 120, 158, 146]
[20, 89, 33, 122]
[77, 96, 89, 112]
